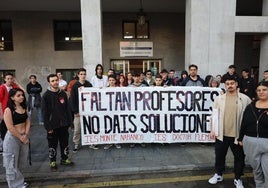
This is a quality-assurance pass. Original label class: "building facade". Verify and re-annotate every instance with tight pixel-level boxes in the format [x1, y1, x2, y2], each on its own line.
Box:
[0, 0, 267, 88]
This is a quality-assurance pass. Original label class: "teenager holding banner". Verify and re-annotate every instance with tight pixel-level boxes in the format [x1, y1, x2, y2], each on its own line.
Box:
[181, 64, 205, 86]
[103, 75, 122, 150]
[128, 72, 147, 148]
[90, 64, 108, 150]
[70, 68, 93, 153]
[209, 76, 251, 188]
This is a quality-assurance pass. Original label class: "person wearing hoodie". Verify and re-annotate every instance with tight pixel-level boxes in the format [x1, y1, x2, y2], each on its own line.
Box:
[178, 70, 188, 86]
[181, 64, 205, 86]
[26, 75, 43, 125]
[41, 74, 74, 172]
[70, 68, 92, 153]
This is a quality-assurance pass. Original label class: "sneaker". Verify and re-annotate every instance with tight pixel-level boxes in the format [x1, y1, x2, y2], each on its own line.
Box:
[104, 144, 113, 150]
[115, 144, 121, 149]
[60, 159, 74, 166]
[89, 145, 99, 150]
[22, 182, 29, 188]
[140, 143, 146, 147]
[73, 144, 79, 153]
[208, 173, 223, 184]
[50, 161, 57, 172]
[234, 179, 244, 188]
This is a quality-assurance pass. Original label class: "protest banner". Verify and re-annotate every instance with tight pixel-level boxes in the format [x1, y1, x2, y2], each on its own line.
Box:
[79, 86, 221, 145]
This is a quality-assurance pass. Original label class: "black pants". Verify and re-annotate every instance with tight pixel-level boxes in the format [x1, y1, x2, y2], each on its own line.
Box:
[215, 136, 245, 179]
[47, 126, 69, 162]
[0, 121, 7, 140]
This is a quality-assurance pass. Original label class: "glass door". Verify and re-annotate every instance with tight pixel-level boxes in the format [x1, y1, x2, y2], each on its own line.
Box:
[111, 60, 130, 76]
[143, 60, 161, 77]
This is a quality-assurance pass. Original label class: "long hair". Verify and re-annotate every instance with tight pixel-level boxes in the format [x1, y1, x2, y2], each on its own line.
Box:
[117, 74, 127, 87]
[7, 88, 27, 112]
[95, 64, 103, 75]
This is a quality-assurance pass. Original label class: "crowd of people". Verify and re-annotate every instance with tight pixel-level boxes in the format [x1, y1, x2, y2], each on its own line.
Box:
[0, 64, 268, 187]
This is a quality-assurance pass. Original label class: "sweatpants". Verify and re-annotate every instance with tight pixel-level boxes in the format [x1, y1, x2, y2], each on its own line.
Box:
[47, 126, 69, 162]
[3, 131, 29, 188]
[214, 136, 245, 179]
[243, 135, 268, 188]
[72, 116, 81, 145]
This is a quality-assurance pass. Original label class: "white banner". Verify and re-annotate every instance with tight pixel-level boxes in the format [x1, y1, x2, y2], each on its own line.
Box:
[79, 86, 221, 145]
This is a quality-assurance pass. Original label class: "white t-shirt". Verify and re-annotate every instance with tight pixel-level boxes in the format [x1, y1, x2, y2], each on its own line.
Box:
[91, 75, 108, 88]
[59, 79, 67, 88]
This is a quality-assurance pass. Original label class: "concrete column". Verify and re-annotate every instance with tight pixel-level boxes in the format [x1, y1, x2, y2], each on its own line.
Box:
[259, 0, 268, 81]
[185, 0, 236, 78]
[80, 0, 102, 80]
[185, 0, 210, 78]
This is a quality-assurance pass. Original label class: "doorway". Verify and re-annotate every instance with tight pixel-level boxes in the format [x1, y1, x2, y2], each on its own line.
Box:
[111, 59, 161, 77]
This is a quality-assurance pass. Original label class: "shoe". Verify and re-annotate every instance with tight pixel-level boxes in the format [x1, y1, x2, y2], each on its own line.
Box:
[89, 145, 99, 150]
[104, 144, 113, 150]
[208, 173, 223, 184]
[130, 143, 135, 148]
[60, 159, 74, 166]
[234, 179, 244, 188]
[73, 144, 79, 153]
[22, 182, 29, 188]
[115, 144, 121, 149]
[50, 161, 57, 172]
[140, 143, 146, 147]
[39, 122, 44, 126]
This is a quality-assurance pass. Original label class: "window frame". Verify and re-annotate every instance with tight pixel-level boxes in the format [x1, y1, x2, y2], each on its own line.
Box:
[122, 20, 150, 39]
[0, 20, 13, 51]
[53, 20, 82, 51]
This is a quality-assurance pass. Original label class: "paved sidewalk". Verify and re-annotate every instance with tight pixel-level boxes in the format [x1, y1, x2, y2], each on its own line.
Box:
[0, 124, 237, 183]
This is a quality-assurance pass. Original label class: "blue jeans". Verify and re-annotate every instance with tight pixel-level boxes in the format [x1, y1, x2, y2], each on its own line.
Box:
[29, 107, 43, 123]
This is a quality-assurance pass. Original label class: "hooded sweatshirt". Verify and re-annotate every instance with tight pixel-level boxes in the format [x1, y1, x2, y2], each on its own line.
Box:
[41, 88, 71, 131]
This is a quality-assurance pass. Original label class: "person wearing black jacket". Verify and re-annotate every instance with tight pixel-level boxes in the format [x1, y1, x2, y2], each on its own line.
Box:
[26, 75, 43, 125]
[239, 68, 256, 100]
[42, 74, 74, 172]
[69, 68, 92, 153]
[238, 81, 268, 188]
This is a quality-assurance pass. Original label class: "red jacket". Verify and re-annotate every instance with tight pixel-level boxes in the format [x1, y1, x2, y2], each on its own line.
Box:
[0, 83, 20, 112]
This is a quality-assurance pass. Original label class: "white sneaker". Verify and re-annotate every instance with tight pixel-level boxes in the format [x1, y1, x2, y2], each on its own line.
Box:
[115, 144, 121, 149]
[104, 144, 112, 150]
[208, 173, 223, 184]
[89, 144, 99, 150]
[234, 179, 244, 188]
[73, 144, 79, 153]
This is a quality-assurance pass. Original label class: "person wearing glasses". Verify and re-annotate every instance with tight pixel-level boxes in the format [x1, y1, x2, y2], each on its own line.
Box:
[145, 70, 155, 86]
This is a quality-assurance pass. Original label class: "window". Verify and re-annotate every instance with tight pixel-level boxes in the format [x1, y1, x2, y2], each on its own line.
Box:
[55, 69, 79, 84]
[122, 21, 149, 39]
[0, 20, 13, 51]
[54, 21, 82, 51]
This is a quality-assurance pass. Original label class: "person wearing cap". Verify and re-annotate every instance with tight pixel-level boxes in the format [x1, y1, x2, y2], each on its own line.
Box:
[160, 69, 172, 86]
[180, 64, 205, 86]
[239, 68, 256, 100]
